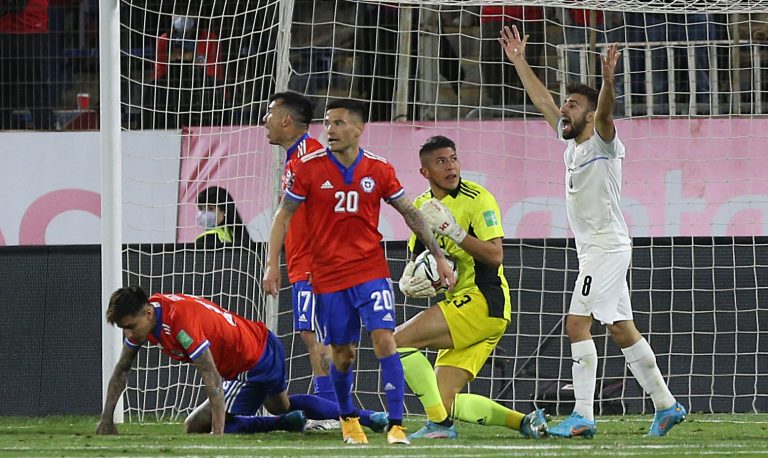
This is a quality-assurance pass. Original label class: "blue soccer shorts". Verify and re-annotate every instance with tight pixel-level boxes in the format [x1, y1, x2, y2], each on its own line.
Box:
[315, 277, 397, 346]
[291, 280, 320, 334]
[222, 330, 288, 415]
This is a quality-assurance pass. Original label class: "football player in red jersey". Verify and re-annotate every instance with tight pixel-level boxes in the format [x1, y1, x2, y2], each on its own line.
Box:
[262, 91, 385, 431]
[263, 99, 455, 445]
[96, 286, 385, 435]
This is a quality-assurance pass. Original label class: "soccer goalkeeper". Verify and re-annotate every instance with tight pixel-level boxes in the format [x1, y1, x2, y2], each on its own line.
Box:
[396, 135, 547, 440]
[96, 286, 387, 435]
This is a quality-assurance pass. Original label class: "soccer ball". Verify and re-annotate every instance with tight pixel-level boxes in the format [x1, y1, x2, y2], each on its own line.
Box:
[412, 250, 458, 294]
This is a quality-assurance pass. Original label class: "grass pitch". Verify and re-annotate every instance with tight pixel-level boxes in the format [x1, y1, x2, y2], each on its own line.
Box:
[1, 414, 767, 457]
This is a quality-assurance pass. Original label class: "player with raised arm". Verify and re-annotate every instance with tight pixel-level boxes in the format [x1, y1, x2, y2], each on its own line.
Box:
[263, 91, 386, 433]
[96, 287, 378, 436]
[499, 26, 686, 438]
[395, 135, 548, 440]
[263, 99, 455, 445]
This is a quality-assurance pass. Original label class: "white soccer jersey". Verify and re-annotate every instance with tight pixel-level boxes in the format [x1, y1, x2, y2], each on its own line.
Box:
[558, 119, 631, 254]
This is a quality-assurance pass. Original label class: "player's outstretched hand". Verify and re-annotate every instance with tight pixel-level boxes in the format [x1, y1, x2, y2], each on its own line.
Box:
[601, 43, 621, 83]
[421, 198, 467, 244]
[435, 256, 456, 293]
[398, 260, 437, 298]
[96, 420, 118, 435]
[499, 25, 529, 64]
[262, 264, 280, 296]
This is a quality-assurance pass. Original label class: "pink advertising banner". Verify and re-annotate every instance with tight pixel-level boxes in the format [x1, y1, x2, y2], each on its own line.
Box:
[178, 118, 768, 242]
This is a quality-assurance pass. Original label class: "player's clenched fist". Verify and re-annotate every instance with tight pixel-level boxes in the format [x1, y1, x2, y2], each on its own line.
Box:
[420, 198, 467, 244]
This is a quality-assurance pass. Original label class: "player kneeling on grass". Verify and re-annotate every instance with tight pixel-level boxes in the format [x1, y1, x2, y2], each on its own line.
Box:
[96, 287, 388, 435]
[395, 135, 548, 440]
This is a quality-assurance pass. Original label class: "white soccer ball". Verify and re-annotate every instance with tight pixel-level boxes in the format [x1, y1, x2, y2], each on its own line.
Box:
[412, 250, 458, 294]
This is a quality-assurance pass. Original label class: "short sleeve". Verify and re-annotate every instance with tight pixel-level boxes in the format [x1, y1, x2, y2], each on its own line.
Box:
[593, 128, 625, 160]
[381, 162, 405, 202]
[169, 308, 210, 360]
[285, 159, 310, 202]
[469, 191, 505, 241]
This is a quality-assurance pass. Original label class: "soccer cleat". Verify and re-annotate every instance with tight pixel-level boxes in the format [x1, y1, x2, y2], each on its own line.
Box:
[304, 419, 340, 431]
[519, 409, 548, 439]
[647, 402, 687, 437]
[279, 410, 306, 433]
[407, 420, 458, 440]
[387, 424, 411, 445]
[546, 412, 597, 438]
[368, 411, 389, 433]
[340, 416, 368, 444]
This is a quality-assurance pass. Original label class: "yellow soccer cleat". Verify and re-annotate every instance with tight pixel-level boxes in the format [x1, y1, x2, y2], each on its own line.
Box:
[387, 424, 411, 445]
[340, 416, 368, 444]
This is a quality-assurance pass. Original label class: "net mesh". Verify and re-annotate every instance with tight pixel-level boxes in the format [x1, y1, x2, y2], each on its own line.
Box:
[117, 0, 768, 419]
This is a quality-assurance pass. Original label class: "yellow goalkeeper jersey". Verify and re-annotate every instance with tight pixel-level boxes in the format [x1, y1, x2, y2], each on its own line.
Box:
[408, 179, 511, 320]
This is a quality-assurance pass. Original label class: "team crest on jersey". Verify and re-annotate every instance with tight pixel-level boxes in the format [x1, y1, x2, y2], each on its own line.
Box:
[360, 176, 375, 193]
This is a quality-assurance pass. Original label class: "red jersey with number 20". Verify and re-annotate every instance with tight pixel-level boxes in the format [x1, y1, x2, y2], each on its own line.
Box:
[283, 134, 325, 283]
[124, 293, 268, 380]
[285, 148, 404, 294]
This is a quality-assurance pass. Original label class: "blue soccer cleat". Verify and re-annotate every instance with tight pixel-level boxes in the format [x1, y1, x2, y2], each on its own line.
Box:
[520, 409, 548, 438]
[368, 411, 389, 433]
[279, 410, 306, 433]
[407, 420, 458, 440]
[547, 412, 596, 438]
[647, 402, 687, 437]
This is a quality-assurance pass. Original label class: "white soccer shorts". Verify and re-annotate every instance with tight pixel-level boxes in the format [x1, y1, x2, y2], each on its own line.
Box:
[569, 249, 633, 325]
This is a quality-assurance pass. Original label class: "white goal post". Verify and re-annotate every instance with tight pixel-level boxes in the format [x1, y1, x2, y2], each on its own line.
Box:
[104, 0, 768, 422]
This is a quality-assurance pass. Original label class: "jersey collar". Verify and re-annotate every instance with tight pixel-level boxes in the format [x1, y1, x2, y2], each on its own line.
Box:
[430, 178, 463, 200]
[326, 147, 364, 184]
[150, 302, 163, 340]
[285, 133, 310, 163]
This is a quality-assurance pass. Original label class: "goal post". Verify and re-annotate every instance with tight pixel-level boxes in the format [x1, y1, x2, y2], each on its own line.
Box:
[109, 0, 768, 420]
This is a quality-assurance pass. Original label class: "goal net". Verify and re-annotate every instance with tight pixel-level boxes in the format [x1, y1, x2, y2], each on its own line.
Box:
[116, 0, 768, 421]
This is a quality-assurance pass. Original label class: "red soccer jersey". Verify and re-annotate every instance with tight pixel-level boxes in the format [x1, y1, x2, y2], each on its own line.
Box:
[283, 134, 325, 283]
[153, 30, 222, 81]
[286, 148, 404, 293]
[124, 293, 268, 380]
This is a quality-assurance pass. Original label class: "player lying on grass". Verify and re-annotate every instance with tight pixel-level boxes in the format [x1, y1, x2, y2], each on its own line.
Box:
[500, 26, 686, 438]
[396, 135, 547, 440]
[96, 286, 388, 435]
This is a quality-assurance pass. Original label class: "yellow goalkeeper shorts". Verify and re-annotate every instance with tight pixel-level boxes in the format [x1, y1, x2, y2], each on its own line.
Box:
[435, 289, 510, 378]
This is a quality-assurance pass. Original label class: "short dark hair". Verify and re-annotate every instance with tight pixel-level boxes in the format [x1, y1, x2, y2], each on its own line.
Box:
[326, 99, 368, 123]
[566, 83, 599, 112]
[106, 286, 149, 325]
[419, 135, 456, 158]
[268, 91, 314, 126]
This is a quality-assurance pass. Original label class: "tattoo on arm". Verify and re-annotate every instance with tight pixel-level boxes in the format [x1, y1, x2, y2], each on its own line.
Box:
[100, 346, 138, 422]
[391, 196, 442, 256]
[193, 349, 226, 433]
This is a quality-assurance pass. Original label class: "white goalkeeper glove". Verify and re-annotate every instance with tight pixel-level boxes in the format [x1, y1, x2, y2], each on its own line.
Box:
[398, 260, 436, 298]
[420, 198, 467, 244]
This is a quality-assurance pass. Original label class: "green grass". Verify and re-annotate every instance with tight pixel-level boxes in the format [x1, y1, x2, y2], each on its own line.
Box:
[1, 414, 767, 457]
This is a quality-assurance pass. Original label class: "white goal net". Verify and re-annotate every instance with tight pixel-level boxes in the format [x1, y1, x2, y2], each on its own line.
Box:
[116, 0, 768, 420]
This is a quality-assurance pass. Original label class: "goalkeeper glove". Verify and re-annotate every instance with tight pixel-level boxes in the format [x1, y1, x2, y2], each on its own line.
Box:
[421, 198, 467, 244]
[398, 260, 436, 298]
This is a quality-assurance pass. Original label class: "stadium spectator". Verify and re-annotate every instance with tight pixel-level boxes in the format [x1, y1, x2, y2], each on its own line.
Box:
[263, 98, 455, 445]
[501, 26, 687, 438]
[479, 4, 544, 107]
[97, 287, 390, 435]
[395, 135, 548, 440]
[153, 14, 223, 84]
[195, 186, 252, 250]
[628, 13, 716, 111]
[0, 0, 54, 130]
[263, 91, 386, 431]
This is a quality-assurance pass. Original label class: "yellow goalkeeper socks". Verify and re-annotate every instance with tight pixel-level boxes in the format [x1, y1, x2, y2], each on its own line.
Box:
[452, 393, 525, 430]
[398, 347, 449, 423]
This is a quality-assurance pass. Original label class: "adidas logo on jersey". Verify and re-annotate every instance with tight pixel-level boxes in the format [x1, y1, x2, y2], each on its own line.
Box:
[384, 382, 396, 391]
[298, 314, 308, 323]
[382, 313, 393, 322]
[320, 180, 334, 189]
